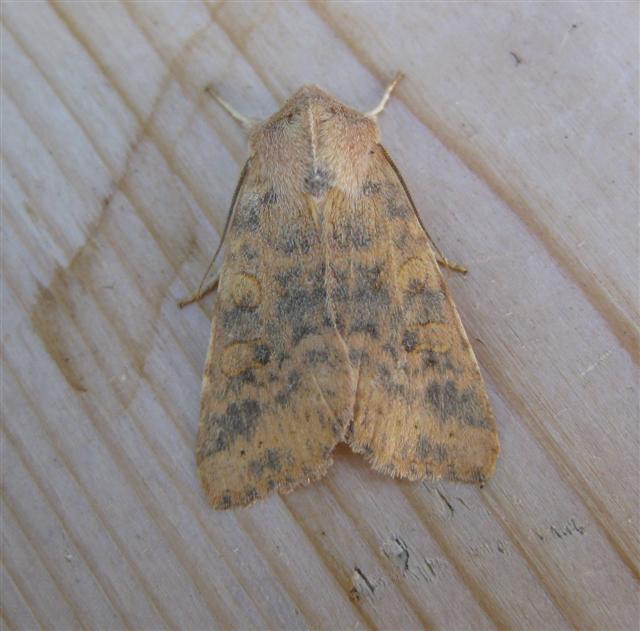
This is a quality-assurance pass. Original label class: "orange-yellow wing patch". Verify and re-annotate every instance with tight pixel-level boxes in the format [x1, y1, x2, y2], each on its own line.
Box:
[197, 171, 354, 509]
[322, 145, 500, 484]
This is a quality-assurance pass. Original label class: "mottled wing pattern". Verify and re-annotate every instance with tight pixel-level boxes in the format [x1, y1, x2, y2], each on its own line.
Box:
[324, 145, 500, 484]
[199, 144, 498, 507]
[197, 165, 354, 509]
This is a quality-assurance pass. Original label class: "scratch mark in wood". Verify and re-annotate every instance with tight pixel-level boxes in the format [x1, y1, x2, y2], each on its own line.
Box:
[436, 489, 455, 516]
[456, 497, 470, 510]
[349, 567, 376, 602]
[381, 536, 410, 574]
[534, 518, 586, 542]
[424, 559, 436, 577]
[550, 518, 586, 539]
[579, 349, 613, 378]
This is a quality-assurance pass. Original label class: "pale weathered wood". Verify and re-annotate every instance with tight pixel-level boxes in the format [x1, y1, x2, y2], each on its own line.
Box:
[2, 2, 638, 630]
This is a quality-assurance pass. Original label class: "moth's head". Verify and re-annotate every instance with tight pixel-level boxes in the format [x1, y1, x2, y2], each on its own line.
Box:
[249, 85, 379, 159]
[267, 84, 373, 126]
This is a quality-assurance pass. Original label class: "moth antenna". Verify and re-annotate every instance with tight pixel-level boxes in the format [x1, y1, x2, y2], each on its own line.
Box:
[366, 71, 405, 118]
[379, 144, 468, 274]
[205, 85, 258, 131]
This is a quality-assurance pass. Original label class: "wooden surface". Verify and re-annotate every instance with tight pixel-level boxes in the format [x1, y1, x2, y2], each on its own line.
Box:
[2, 2, 638, 630]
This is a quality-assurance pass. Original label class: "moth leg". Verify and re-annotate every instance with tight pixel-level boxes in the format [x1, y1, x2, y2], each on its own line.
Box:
[435, 255, 468, 275]
[177, 271, 220, 309]
[205, 85, 258, 131]
[366, 72, 404, 117]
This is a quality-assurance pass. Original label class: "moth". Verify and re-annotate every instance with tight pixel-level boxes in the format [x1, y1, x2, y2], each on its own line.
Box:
[180, 74, 500, 509]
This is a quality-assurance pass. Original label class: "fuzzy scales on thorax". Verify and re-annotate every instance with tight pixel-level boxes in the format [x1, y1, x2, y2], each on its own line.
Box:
[248, 86, 381, 200]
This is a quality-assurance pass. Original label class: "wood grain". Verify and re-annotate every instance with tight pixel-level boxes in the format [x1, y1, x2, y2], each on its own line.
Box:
[2, 2, 638, 629]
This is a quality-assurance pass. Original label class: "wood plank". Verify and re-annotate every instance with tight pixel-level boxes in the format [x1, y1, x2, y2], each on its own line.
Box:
[2, 2, 638, 629]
